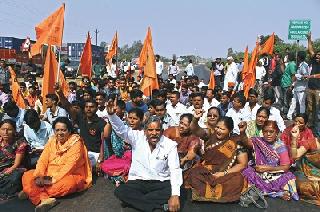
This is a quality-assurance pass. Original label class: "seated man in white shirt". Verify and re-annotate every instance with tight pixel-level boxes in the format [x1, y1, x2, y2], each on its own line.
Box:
[243, 88, 261, 121]
[107, 100, 182, 212]
[262, 90, 286, 132]
[23, 109, 53, 167]
[42, 94, 68, 124]
[226, 92, 251, 135]
[95, 92, 109, 122]
[203, 89, 219, 111]
[166, 91, 187, 126]
[186, 92, 207, 128]
[154, 99, 175, 130]
[168, 74, 177, 86]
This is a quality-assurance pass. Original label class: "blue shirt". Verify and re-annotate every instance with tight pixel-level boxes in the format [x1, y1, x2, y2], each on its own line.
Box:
[125, 101, 148, 113]
[23, 121, 53, 149]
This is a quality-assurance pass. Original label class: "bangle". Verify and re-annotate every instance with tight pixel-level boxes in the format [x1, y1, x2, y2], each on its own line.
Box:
[224, 170, 228, 176]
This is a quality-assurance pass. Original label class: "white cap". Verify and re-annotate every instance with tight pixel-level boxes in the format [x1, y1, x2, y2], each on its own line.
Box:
[227, 56, 233, 60]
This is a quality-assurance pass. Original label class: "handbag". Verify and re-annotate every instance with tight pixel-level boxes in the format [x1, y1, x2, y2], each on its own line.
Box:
[239, 185, 268, 209]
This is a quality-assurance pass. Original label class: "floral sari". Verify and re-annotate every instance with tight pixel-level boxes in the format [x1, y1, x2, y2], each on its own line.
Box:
[242, 137, 299, 200]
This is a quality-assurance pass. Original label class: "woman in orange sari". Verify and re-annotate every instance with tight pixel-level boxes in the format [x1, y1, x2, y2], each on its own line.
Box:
[19, 117, 92, 212]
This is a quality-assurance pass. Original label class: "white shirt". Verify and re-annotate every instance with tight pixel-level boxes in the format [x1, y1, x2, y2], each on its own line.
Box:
[185, 63, 194, 76]
[23, 121, 53, 149]
[96, 108, 109, 122]
[226, 107, 251, 135]
[43, 106, 68, 124]
[215, 63, 224, 76]
[269, 107, 286, 132]
[108, 114, 182, 196]
[156, 61, 164, 75]
[223, 62, 239, 91]
[255, 66, 266, 80]
[198, 82, 206, 88]
[203, 98, 220, 112]
[166, 102, 187, 126]
[168, 79, 177, 86]
[186, 106, 207, 128]
[243, 102, 261, 121]
[109, 63, 117, 78]
[168, 64, 180, 76]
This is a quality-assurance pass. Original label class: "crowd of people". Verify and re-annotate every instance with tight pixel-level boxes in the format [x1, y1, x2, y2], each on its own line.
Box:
[0, 33, 320, 212]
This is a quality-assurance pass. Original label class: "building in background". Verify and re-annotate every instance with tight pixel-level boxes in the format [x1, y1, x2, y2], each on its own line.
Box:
[67, 43, 105, 64]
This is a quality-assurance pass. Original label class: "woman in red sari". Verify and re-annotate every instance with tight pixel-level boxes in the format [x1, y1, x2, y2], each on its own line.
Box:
[281, 113, 315, 162]
[281, 113, 320, 205]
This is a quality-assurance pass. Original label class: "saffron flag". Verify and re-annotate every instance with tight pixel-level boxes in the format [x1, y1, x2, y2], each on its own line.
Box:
[208, 71, 215, 89]
[42, 46, 58, 112]
[106, 31, 118, 62]
[31, 4, 65, 56]
[140, 27, 159, 97]
[79, 32, 93, 78]
[243, 41, 259, 98]
[139, 27, 153, 69]
[260, 32, 275, 55]
[8, 67, 26, 109]
[241, 46, 251, 97]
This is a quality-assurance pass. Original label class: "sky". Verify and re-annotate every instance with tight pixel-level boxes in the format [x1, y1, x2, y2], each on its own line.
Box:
[1, 0, 320, 58]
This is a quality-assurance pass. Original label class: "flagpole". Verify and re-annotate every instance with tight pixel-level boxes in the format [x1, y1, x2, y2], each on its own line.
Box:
[56, 46, 61, 83]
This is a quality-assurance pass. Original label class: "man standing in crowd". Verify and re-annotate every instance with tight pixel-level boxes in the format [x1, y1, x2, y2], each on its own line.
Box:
[223, 56, 239, 91]
[185, 59, 194, 77]
[0, 60, 10, 93]
[307, 32, 320, 136]
[168, 59, 180, 79]
[107, 99, 182, 212]
[280, 52, 296, 116]
[156, 54, 164, 77]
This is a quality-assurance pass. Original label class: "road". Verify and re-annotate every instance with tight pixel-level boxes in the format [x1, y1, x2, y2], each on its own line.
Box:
[1, 176, 318, 212]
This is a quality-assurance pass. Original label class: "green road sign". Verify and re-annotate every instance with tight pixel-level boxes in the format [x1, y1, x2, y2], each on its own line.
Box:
[288, 19, 311, 40]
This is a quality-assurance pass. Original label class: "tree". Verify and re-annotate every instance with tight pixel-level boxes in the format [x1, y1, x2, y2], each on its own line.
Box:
[118, 40, 143, 61]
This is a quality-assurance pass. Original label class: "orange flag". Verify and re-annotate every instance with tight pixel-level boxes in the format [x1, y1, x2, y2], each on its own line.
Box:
[8, 67, 26, 109]
[31, 4, 65, 56]
[79, 32, 92, 78]
[106, 31, 118, 62]
[243, 41, 259, 98]
[208, 71, 215, 89]
[42, 46, 58, 112]
[58, 70, 69, 97]
[140, 27, 159, 97]
[241, 46, 251, 97]
[260, 32, 275, 55]
[139, 27, 153, 69]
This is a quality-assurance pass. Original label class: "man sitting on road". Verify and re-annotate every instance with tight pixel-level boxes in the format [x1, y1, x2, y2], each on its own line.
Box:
[107, 99, 182, 212]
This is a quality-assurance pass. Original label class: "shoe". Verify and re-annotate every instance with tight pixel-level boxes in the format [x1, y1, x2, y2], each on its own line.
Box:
[18, 191, 28, 200]
[35, 198, 58, 212]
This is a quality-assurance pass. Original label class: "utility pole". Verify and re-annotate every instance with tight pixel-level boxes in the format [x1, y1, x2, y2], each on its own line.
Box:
[94, 29, 99, 46]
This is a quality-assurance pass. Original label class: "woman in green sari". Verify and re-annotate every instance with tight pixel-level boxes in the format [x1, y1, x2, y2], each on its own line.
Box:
[245, 107, 270, 138]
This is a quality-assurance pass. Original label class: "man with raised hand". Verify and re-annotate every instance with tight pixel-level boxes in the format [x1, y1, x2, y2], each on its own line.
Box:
[107, 99, 182, 212]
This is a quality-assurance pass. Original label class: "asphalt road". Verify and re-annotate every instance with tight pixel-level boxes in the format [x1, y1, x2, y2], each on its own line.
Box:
[1, 176, 318, 212]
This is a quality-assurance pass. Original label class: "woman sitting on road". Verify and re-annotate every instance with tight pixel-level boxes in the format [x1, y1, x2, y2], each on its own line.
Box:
[185, 117, 248, 202]
[19, 117, 92, 212]
[281, 113, 320, 206]
[240, 120, 299, 201]
[164, 113, 201, 171]
[245, 107, 270, 138]
[190, 106, 221, 142]
[101, 108, 144, 186]
[0, 119, 28, 200]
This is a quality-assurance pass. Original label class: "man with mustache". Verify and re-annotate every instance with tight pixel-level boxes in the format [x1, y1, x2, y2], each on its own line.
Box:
[107, 99, 182, 212]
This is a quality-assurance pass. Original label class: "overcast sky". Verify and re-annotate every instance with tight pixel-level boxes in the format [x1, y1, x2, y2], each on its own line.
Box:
[1, 0, 319, 58]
